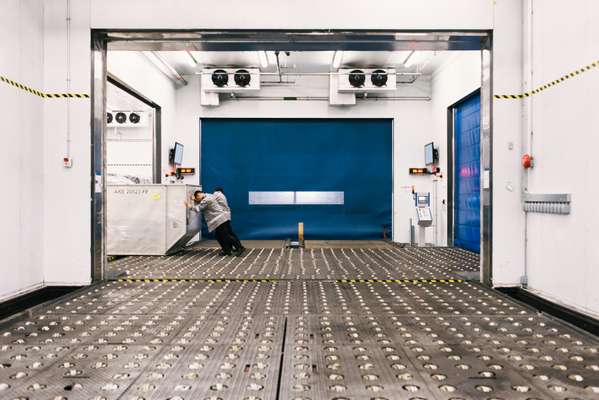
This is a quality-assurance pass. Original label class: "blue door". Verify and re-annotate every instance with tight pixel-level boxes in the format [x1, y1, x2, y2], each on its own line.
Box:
[453, 92, 481, 253]
[200, 118, 392, 240]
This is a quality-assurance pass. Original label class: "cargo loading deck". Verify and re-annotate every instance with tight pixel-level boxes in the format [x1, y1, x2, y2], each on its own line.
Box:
[1, 244, 598, 400]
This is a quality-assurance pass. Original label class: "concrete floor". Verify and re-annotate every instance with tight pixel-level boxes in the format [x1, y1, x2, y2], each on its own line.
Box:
[1, 245, 598, 399]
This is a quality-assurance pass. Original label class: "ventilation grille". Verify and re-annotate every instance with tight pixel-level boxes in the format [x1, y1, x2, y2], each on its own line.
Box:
[523, 193, 571, 214]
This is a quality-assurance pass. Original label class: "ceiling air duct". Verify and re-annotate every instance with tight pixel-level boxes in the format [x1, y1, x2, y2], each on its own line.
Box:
[107, 111, 148, 127]
[331, 68, 397, 106]
[201, 68, 261, 106]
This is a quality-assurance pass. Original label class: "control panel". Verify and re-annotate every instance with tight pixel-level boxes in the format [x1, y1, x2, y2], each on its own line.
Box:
[414, 192, 433, 227]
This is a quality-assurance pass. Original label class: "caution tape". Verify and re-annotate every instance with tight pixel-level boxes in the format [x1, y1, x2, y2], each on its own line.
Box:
[494, 60, 598, 100]
[113, 277, 464, 284]
[115, 278, 277, 283]
[337, 278, 464, 284]
[0, 75, 89, 99]
[44, 93, 89, 99]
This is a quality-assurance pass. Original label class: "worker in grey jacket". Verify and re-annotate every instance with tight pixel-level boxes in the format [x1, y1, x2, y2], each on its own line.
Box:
[213, 187, 244, 254]
[213, 187, 231, 221]
[187, 191, 243, 256]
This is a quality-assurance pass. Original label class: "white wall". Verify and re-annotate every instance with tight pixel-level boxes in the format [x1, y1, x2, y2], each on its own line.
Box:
[523, 0, 599, 317]
[175, 76, 434, 243]
[0, 0, 45, 301]
[42, 0, 92, 286]
[90, 0, 494, 30]
[491, 0, 526, 286]
[431, 52, 482, 246]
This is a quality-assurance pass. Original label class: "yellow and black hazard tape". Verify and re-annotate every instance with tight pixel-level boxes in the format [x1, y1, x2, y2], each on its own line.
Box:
[116, 278, 277, 283]
[0, 75, 89, 99]
[494, 60, 598, 100]
[44, 93, 89, 99]
[337, 278, 464, 284]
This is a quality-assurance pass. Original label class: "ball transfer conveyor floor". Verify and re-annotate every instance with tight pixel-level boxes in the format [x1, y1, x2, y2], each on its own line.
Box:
[1, 243, 599, 400]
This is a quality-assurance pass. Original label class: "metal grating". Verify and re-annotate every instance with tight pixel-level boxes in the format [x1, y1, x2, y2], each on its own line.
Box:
[108, 247, 480, 280]
[1, 247, 598, 399]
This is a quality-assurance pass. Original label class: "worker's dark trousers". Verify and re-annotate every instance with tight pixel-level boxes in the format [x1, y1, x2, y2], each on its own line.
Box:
[224, 221, 243, 250]
[214, 221, 242, 254]
[214, 223, 232, 254]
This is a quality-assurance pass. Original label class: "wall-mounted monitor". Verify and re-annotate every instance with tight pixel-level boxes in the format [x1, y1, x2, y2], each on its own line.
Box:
[424, 142, 436, 165]
[172, 142, 184, 165]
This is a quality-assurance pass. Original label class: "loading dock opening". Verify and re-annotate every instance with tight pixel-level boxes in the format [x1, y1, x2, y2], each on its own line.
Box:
[91, 30, 492, 284]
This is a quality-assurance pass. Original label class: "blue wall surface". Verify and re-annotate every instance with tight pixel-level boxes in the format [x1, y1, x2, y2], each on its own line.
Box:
[453, 93, 481, 253]
[200, 118, 392, 240]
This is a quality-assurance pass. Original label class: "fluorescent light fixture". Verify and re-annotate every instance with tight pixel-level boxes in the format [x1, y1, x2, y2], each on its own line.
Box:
[142, 51, 187, 85]
[404, 51, 433, 68]
[395, 32, 429, 38]
[403, 51, 416, 67]
[258, 51, 269, 68]
[266, 51, 277, 66]
[332, 50, 344, 69]
[185, 51, 198, 68]
[143, 51, 173, 77]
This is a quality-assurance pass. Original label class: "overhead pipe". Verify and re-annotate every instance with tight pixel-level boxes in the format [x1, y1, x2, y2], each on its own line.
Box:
[260, 81, 297, 86]
[196, 71, 422, 77]
[227, 95, 430, 101]
[274, 50, 283, 83]
[521, 0, 534, 286]
[259, 74, 418, 86]
[65, 0, 72, 159]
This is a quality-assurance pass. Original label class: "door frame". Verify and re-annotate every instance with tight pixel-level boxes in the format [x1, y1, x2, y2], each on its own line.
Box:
[107, 73, 162, 184]
[447, 88, 483, 251]
[91, 30, 493, 285]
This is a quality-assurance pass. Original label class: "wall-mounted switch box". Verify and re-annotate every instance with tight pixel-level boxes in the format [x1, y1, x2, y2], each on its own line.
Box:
[63, 157, 73, 168]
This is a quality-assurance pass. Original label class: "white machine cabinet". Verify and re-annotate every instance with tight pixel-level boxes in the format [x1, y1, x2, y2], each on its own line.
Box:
[107, 184, 201, 255]
[414, 192, 433, 246]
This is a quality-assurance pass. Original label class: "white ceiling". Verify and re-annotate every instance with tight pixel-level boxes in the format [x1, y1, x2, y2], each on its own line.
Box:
[151, 50, 457, 78]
